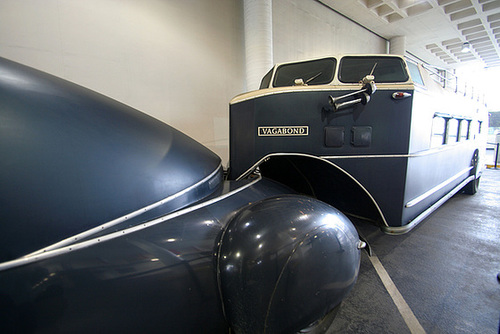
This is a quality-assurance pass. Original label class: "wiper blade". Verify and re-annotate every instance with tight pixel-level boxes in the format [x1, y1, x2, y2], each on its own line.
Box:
[305, 72, 322, 84]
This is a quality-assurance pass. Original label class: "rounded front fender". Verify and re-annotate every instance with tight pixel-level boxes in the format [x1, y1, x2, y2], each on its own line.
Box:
[217, 195, 360, 333]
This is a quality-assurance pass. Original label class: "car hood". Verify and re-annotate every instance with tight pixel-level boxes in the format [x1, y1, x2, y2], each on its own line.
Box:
[0, 57, 222, 262]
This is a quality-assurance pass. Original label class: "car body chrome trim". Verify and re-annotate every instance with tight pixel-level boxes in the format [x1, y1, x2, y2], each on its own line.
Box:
[384, 175, 473, 235]
[230, 84, 415, 105]
[25, 163, 224, 258]
[0, 168, 264, 273]
[321, 144, 473, 160]
[405, 167, 472, 208]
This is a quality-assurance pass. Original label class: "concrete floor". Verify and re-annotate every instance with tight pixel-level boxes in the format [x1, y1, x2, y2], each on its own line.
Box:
[328, 168, 500, 334]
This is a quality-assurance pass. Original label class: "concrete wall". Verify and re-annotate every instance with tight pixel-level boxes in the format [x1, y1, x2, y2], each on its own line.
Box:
[0, 0, 386, 164]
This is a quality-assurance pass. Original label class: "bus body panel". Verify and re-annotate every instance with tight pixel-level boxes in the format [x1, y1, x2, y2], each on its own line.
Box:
[229, 55, 487, 231]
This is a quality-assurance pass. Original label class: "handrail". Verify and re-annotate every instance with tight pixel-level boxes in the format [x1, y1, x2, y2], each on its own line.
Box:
[405, 53, 485, 106]
[421, 64, 484, 105]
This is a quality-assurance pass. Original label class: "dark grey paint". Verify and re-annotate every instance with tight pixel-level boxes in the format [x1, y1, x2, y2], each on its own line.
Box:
[229, 88, 412, 226]
[219, 195, 360, 333]
[0, 57, 361, 333]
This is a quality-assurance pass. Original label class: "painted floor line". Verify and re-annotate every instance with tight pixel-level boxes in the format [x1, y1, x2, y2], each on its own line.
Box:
[369, 253, 426, 334]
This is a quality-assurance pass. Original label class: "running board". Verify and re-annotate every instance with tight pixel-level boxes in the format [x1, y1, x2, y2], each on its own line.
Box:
[382, 175, 474, 235]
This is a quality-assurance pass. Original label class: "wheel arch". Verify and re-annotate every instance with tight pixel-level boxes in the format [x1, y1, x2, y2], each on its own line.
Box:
[237, 153, 388, 228]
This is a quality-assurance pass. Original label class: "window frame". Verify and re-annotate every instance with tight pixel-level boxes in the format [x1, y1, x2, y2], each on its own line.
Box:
[272, 58, 337, 88]
[338, 56, 409, 84]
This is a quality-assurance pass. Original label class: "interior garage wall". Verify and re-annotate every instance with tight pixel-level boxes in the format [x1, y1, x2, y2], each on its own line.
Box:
[0, 0, 387, 164]
[0, 0, 245, 163]
[272, 0, 388, 65]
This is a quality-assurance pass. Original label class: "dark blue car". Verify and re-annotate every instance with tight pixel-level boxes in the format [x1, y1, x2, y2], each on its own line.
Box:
[0, 57, 362, 333]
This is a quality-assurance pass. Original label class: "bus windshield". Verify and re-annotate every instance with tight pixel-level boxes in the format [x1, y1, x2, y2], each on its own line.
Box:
[339, 56, 409, 83]
[273, 58, 336, 87]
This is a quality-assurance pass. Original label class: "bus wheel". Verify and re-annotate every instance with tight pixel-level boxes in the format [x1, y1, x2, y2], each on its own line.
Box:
[463, 176, 480, 195]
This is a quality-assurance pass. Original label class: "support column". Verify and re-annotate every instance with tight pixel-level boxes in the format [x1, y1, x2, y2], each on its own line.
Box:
[244, 0, 273, 91]
[389, 36, 406, 56]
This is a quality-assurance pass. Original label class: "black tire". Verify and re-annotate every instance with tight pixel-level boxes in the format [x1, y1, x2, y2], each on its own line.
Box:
[297, 303, 342, 334]
[463, 176, 480, 195]
[463, 150, 480, 195]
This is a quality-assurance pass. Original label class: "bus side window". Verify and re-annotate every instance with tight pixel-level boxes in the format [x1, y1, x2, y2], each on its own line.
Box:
[459, 120, 470, 141]
[446, 118, 459, 144]
[407, 62, 424, 86]
[431, 116, 446, 147]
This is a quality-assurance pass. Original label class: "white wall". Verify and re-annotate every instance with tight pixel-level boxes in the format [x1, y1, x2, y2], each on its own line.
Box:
[0, 0, 386, 164]
[272, 0, 387, 64]
[0, 0, 245, 163]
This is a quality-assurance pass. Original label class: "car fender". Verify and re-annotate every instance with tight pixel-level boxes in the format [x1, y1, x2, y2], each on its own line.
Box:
[217, 195, 361, 333]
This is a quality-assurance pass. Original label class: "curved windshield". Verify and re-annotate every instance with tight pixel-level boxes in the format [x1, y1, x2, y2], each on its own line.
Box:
[273, 58, 336, 87]
[339, 56, 409, 83]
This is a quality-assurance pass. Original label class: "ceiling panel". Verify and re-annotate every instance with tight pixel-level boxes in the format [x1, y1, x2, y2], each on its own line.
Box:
[319, 0, 500, 68]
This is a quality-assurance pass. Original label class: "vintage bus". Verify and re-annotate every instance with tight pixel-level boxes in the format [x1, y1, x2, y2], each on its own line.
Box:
[228, 54, 487, 234]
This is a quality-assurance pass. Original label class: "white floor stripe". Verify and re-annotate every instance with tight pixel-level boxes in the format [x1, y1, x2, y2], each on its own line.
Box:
[369, 253, 426, 334]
